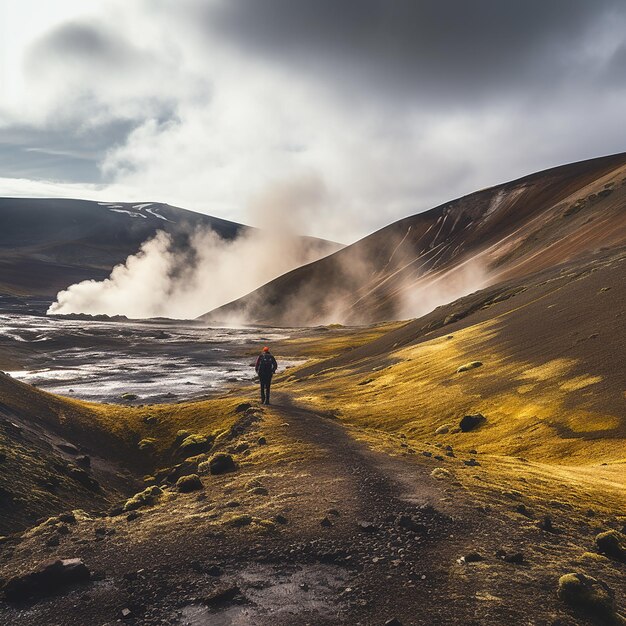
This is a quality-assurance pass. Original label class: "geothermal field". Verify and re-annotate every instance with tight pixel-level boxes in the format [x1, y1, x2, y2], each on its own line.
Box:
[2, 3, 626, 625]
[1, 154, 625, 626]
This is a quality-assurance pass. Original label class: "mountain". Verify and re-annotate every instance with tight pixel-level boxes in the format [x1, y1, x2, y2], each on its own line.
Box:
[0, 198, 342, 298]
[201, 152, 626, 326]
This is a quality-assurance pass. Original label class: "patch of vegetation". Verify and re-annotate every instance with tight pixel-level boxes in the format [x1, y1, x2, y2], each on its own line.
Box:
[557, 573, 617, 621]
[208, 453, 236, 475]
[178, 434, 213, 457]
[595, 530, 626, 561]
[123, 486, 163, 512]
[227, 514, 252, 527]
[176, 474, 203, 493]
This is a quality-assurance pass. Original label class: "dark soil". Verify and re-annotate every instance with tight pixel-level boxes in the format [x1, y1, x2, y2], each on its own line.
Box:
[1, 392, 623, 625]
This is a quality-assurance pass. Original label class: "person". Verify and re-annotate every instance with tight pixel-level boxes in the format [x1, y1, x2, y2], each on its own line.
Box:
[255, 346, 277, 405]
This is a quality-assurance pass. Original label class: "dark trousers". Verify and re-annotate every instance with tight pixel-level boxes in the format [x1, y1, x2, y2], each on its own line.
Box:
[259, 376, 272, 403]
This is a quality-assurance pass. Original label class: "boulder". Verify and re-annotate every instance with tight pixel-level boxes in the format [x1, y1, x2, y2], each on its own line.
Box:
[459, 413, 486, 432]
[68, 468, 100, 492]
[537, 515, 555, 532]
[435, 424, 450, 435]
[176, 474, 203, 493]
[502, 552, 525, 564]
[463, 458, 480, 466]
[76, 455, 91, 468]
[397, 515, 426, 534]
[58, 512, 77, 524]
[595, 530, 626, 561]
[357, 520, 379, 533]
[208, 453, 236, 475]
[3, 558, 90, 602]
[557, 573, 616, 619]
[56, 442, 79, 455]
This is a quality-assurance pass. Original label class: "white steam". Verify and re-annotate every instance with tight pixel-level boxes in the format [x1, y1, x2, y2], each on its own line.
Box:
[48, 227, 337, 320]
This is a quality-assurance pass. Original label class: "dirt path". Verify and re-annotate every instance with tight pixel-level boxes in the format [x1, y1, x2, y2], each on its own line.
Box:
[189, 391, 474, 626]
[1, 393, 534, 626]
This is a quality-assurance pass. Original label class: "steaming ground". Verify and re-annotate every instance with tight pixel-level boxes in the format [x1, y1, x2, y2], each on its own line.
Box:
[0, 300, 300, 404]
[48, 220, 342, 320]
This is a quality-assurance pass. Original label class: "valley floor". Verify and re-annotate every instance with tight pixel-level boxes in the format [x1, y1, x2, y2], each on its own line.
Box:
[0, 247, 625, 625]
[1, 390, 624, 625]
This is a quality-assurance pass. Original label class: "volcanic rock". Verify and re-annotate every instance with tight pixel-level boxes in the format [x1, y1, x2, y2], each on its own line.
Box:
[208, 453, 236, 475]
[3, 558, 90, 601]
[459, 413, 486, 432]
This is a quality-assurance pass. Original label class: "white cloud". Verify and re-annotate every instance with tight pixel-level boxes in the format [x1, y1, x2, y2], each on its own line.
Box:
[1, 0, 626, 243]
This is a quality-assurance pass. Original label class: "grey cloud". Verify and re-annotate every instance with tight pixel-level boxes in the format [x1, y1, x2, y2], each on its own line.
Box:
[201, 0, 626, 103]
[27, 21, 142, 70]
[0, 120, 138, 183]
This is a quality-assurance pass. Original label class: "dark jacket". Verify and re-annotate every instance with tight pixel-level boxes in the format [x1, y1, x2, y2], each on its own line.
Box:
[255, 352, 277, 378]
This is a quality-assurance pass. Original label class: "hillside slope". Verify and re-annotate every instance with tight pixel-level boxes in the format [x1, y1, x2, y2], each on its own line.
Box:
[0, 245, 624, 624]
[0, 198, 341, 298]
[202, 152, 626, 326]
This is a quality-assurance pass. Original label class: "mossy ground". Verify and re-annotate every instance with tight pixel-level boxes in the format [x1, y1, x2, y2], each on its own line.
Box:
[0, 248, 624, 624]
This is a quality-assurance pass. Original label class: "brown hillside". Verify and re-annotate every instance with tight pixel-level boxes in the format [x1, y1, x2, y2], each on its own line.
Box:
[202, 152, 626, 326]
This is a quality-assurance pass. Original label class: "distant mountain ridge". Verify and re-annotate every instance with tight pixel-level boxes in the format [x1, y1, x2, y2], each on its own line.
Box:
[0, 198, 341, 297]
[201, 152, 626, 326]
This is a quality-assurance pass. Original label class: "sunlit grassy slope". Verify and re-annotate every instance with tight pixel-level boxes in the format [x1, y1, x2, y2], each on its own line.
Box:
[276, 248, 626, 512]
[1, 247, 623, 531]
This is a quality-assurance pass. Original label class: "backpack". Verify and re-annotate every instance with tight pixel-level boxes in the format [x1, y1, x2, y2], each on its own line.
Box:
[258, 353, 275, 376]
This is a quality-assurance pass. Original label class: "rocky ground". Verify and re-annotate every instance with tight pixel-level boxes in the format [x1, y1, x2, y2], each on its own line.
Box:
[1, 390, 624, 625]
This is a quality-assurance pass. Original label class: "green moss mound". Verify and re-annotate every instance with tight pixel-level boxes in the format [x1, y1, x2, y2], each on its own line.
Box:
[596, 530, 626, 561]
[123, 485, 163, 512]
[176, 474, 203, 493]
[178, 434, 213, 457]
[228, 514, 252, 527]
[557, 573, 616, 619]
[208, 453, 236, 475]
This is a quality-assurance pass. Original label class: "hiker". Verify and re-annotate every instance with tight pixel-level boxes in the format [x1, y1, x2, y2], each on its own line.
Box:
[255, 346, 277, 405]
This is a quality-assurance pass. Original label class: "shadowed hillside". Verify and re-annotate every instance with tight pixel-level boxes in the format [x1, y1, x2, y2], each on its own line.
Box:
[0, 198, 341, 298]
[202, 152, 626, 326]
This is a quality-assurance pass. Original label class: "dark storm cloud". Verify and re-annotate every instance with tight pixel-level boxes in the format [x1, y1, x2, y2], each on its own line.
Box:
[204, 0, 626, 102]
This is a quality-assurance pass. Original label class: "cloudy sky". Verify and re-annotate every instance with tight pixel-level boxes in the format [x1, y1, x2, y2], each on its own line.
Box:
[1, 0, 626, 242]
